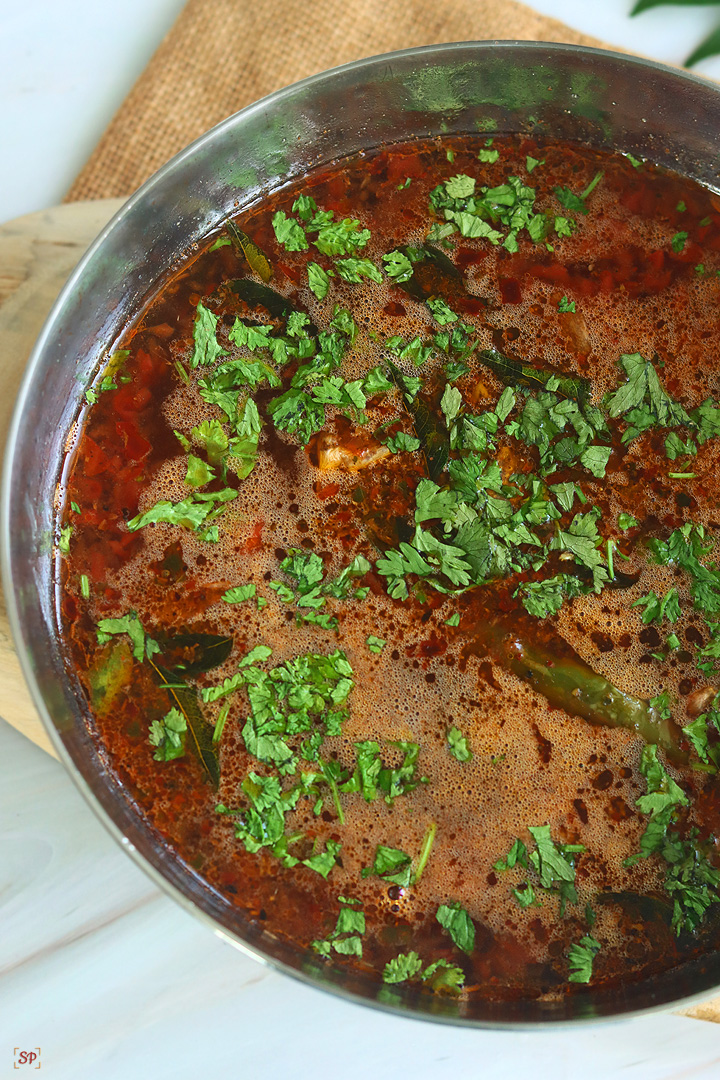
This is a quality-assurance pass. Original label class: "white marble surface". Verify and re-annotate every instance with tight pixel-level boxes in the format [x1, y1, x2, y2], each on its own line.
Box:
[4, 2, 720, 1076]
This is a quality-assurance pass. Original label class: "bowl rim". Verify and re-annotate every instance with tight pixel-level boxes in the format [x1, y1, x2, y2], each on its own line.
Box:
[4, 38, 720, 1029]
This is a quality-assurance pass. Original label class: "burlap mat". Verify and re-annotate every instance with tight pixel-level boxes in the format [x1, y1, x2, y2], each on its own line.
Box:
[65, 0, 614, 202]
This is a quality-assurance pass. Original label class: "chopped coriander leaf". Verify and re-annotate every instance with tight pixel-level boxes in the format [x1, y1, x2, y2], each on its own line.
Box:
[444, 175, 476, 199]
[386, 431, 421, 454]
[59, 525, 72, 553]
[366, 635, 386, 653]
[127, 488, 237, 534]
[362, 844, 414, 887]
[184, 454, 215, 488]
[554, 170, 603, 215]
[382, 250, 414, 283]
[190, 302, 226, 368]
[512, 883, 538, 909]
[445, 612, 460, 627]
[527, 824, 584, 912]
[440, 383, 463, 427]
[632, 588, 681, 625]
[383, 951, 423, 984]
[436, 902, 475, 954]
[567, 935, 601, 983]
[267, 388, 326, 445]
[558, 296, 576, 313]
[618, 512, 639, 530]
[478, 147, 499, 163]
[80, 574, 90, 599]
[303, 839, 342, 878]
[222, 583, 256, 604]
[272, 210, 308, 251]
[665, 431, 697, 460]
[494, 838, 528, 872]
[447, 725, 472, 762]
[334, 257, 383, 284]
[307, 262, 332, 299]
[96, 611, 159, 663]
[421, 959, 465, 992]
[363, 366, 394, 397]
[671, 231, 688, 254]
[148, 706, 187, 761]
[677, 201, 687, 213]
[518, 573, 583, 619]
[313, 217, 371, 257]
[526, 155, 544, 173]
[427, 297, 459, 325]
[397, 177, 412, 190]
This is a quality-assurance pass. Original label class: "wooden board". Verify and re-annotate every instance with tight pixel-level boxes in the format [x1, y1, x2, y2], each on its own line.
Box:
[0, 200, 124, 757]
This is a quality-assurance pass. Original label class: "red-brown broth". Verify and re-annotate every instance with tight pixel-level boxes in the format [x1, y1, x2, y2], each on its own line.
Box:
[59, 136, 720, 1001]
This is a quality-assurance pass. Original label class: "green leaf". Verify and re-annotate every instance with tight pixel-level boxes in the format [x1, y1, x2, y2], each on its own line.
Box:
[386, 431, 421, 454]
[185, 454, 215, 488]
[334, 257, 383, 284]
[426, 298, 459, 325]
[382, 250, 414, 282]
[307, 262, 332, 299]
[447, 725, 472, 762]
[558, 296, 576, 313]
[671, 231, 688, 254]
[272, 210, 308, 251]
[440, 383, 463, 427]
[362, 844, 413, 887]
[383, 951, 423, 984]
[222, 583, 256, 604]
[528, 824, 583, 893]
[313, 218, 371, 256]
[618, 512, 639, 531]
[96, 611, 157, 663]
[421, 958, 465, 991]
[686, 24, 720, 67]
[363, 366, 394, 397]
[494, 838, 528, 872]
[366, 635, 386, 653]
[436, 902, 475, 954]
[632, 588, 681, 625]
[444, 174, 476, 198]
[519, 574, 582, 619]
[191, 419, 229, 464]
[303, 838, 341, 878]
[292, 194, 318, 222]
[512, 883, 538, 909]
[190, 302, 226, 368]
[632, 0, 720, 13]
[148, 706, 187, 761]
[445, 211, 502, 244]
[567, 935, 601, 983]
[148, 655, 220, 786]
[579, 445, 612, 478]
[127, 489, 237, 534]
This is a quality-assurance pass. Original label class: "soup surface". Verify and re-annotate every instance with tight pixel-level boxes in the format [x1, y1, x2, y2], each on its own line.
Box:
[59, 135, 720, 1003]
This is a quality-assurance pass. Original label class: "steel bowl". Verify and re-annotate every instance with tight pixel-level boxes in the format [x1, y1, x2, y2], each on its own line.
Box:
[4, 41, 720, 1026]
